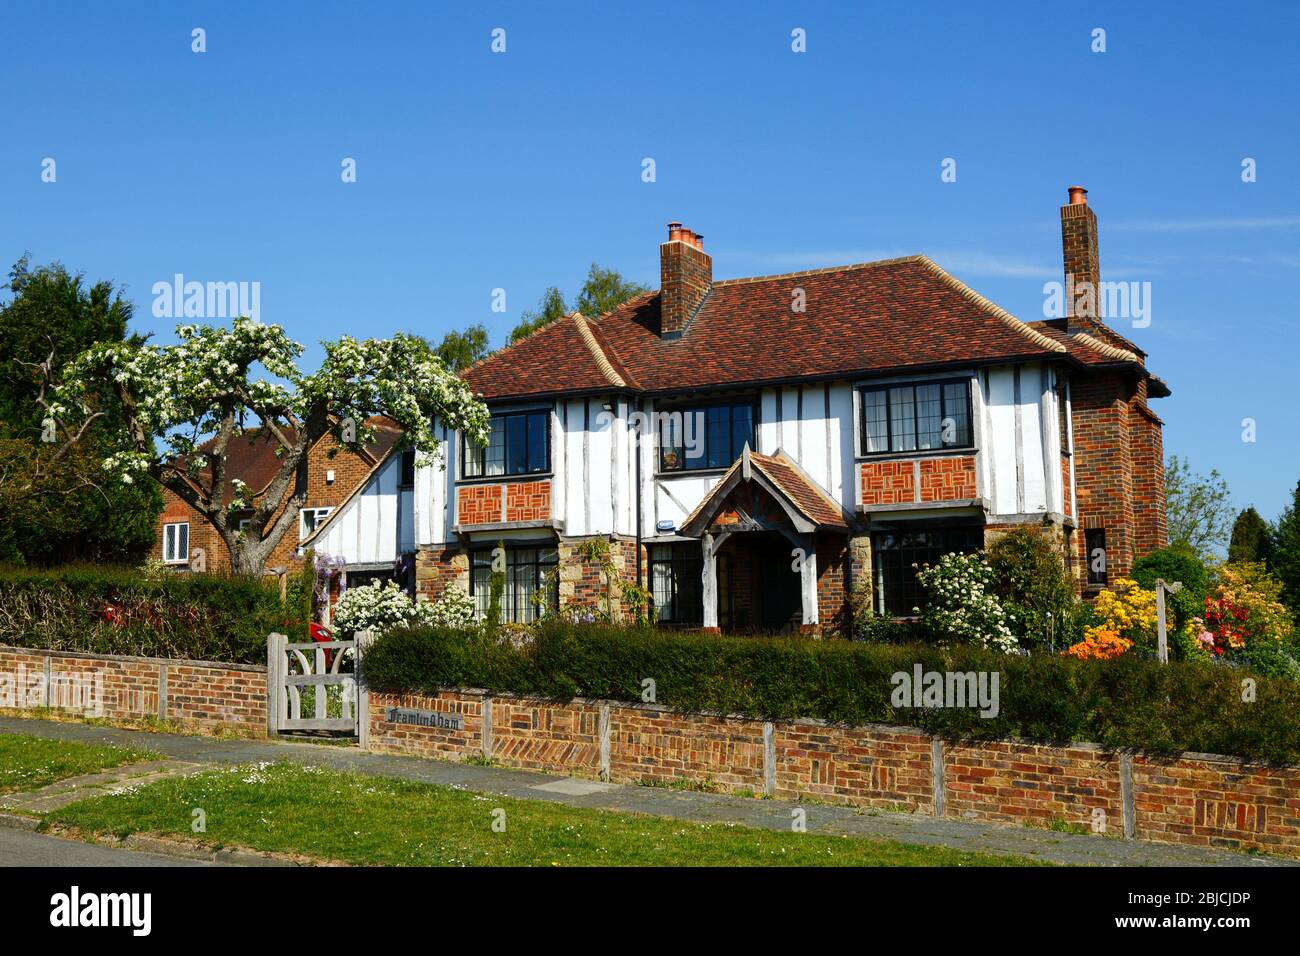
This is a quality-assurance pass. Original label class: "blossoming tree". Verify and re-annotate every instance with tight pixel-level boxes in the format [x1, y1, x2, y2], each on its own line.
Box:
[45, 318, 489, 575]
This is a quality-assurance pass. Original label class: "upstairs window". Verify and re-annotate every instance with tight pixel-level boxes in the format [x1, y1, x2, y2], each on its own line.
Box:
[463, 410, 549, 479]
[400, 449, 416, 487]
[659, 402, 755, 472]
[300, 507, 333, 539]
[162, 522, 189, 564]
[861, 379, 972, 455]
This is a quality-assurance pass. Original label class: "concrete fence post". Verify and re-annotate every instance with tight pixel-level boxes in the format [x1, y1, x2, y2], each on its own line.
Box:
[762, 722, 776, 797]
[266, 632, 286, 737]
[1119, 753, 1136, 839]
[599, 703, 611, 781]
[481, 693, 493, 759]
[157, 662, 169, 722]
[355, 630, 374, 750]
[931, 737, 946, 817]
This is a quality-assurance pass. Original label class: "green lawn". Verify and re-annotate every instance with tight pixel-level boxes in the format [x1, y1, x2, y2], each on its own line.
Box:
[0, 734, 156, 794]
[46, 762, 1046, 866]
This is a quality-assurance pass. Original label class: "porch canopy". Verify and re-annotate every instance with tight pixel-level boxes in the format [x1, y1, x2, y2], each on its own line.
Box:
[679, 446, 850, 629]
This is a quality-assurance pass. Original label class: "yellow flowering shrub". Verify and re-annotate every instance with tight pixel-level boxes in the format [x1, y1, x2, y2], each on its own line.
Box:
[1086, 578, 1158, 652]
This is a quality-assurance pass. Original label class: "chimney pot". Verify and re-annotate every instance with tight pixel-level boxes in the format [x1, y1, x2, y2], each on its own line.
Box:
[693, 233, 703, 250]
[667, 222, 684, 242]
[1068, 185, 1088, 206]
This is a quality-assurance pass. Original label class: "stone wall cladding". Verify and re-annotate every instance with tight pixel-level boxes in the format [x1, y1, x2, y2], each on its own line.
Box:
[919, 455, 977, 502]
[0, 644, 266, 736]
[415, 547, 469, 603]
[366, 687, 1300, 859]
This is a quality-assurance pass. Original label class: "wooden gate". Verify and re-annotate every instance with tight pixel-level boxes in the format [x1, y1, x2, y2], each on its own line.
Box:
[267, 632, 372, 736]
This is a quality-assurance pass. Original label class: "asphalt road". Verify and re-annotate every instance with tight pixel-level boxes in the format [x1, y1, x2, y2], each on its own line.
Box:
[0, 827, 216, 867]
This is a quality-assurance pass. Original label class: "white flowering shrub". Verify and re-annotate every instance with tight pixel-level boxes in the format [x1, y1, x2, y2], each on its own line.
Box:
[332, 581, 477, 636]
[914, 552, 1017, 653]
[419, 586, 476, 629]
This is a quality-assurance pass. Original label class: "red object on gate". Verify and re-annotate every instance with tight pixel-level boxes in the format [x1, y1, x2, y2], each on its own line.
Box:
[309, 623, 336, 668]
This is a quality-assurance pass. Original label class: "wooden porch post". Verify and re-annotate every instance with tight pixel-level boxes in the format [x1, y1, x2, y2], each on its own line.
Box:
[702, 531, 719, 629]
[799, 534, 819, 627]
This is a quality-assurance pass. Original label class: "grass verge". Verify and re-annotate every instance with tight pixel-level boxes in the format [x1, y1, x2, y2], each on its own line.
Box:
[0, 733, 156, 794]
[46, 762, 1048, 867]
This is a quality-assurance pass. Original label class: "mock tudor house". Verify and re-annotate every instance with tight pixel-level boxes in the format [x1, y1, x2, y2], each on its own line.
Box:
[152, 417, 407, 578]
[306, 187, 1169, 634]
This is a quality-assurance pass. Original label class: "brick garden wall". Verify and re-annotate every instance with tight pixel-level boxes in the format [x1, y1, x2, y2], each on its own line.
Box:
[368, 687, 1300, 858]
[0, 644, 267, 737]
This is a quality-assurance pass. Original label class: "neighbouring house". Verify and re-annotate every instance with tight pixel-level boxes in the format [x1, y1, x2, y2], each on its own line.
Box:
[152, 416, 406, 579]
[308, 186, 1169, 633]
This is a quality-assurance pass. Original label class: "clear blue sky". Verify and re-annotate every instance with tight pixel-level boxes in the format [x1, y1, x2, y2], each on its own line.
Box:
[4, 1, 1298, 522]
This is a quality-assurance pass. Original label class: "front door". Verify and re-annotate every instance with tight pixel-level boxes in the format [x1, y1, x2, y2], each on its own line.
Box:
[754, 533, 801, 632]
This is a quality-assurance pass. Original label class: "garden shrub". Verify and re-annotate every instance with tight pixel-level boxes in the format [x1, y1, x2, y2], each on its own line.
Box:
[361, 621, 1300, 764]
[985, 526, 1076, 649]
[0, 563, 295, 663]
[1132, 543, 1210, 639]
[915, 552, 1016, 652]
[331, 581, 476, 637]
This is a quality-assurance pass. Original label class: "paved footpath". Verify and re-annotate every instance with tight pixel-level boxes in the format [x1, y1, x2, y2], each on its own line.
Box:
[2, 716, 1293, 868]
[0, 827, 218, 867]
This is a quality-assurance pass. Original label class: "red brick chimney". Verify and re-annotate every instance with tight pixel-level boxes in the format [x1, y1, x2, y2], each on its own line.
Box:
[1060, 186, 1102, 333]
[659, 221, 712, 337]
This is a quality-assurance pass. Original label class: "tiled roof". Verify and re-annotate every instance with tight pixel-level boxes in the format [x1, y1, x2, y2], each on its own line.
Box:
[176, 416, 402, 504]
[749, 451, 849, 530]
[464, 255, 1093, 401]
[681, 447, 849, 534]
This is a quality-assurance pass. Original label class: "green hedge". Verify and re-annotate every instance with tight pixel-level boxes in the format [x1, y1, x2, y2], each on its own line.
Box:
[363, 621, 1300, 764]
[0, 564, 302, 664]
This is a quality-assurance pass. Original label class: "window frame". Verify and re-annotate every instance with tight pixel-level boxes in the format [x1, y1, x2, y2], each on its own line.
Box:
[648, 543, 705, 626]
[857, 377, 974, 457]
[468, 545, 559, 624]
[299, 507, 334, 540]
[460, 408, 552, 481]
[162, 522, 190, 564]
[1085, 528, 1108, 587]
[870, 524, 983, 617]
[657, 399, 759, 474]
